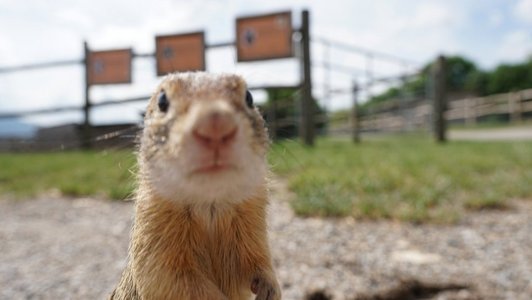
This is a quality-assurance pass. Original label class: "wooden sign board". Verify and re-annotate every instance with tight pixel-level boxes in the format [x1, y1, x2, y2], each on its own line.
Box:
[236, 11, 293, 62]
[87, 49, 132, 85]
[155, 32, 206, 76]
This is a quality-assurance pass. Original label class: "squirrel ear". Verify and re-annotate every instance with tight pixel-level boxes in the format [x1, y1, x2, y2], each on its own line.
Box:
[158, 90, 169, 112]
[245, 90, 254, 108]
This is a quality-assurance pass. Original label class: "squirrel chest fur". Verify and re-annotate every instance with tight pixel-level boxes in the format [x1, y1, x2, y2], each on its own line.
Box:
[110, 73, 280, 300]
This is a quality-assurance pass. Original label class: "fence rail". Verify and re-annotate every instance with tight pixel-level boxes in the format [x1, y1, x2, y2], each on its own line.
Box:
[446, 89, 532, 124]
[0, 59, 82, 74]
[330, 88, 532, 133]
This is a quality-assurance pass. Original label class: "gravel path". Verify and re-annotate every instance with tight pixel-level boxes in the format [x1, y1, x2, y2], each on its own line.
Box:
[1, 181, 531, 300]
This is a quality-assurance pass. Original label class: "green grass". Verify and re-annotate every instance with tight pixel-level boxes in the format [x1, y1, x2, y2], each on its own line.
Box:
[1, 136, 531, 223]
[269, 136, 532, 223]
[0, 150, 136, 200]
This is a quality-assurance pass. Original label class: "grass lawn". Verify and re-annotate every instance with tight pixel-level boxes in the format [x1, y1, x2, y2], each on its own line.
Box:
[1, 136, 531, 222]
[270, 136, 532, 223]
[0, 151, 136, 200]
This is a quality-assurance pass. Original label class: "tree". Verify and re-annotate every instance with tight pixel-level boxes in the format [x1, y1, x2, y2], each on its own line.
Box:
[362, 55, 479, 111]
[362, 55, 532, 109]
[485, 59, 532, 94]
[464, 70, 489, 96]
[445, 56, 479, 92]
[260, 88, 325, 139]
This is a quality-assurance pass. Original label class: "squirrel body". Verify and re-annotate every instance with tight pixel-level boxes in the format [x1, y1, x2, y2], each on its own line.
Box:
[110, 73, 280, 300]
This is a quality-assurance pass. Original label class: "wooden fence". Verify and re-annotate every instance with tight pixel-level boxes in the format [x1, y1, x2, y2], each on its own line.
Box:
[343, 88, 532, 133]
[446, 89, 532, 124]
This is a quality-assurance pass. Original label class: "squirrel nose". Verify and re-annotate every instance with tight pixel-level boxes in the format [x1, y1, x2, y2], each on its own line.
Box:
[193, 111, 238, 150]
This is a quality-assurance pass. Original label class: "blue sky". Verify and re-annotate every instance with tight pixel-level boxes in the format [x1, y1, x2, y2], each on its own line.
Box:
[0, 0, 531, 127]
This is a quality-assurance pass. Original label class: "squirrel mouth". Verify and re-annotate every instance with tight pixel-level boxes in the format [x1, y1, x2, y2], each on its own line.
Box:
[192, 150, 235, 174]
[193, 163, 235, 174]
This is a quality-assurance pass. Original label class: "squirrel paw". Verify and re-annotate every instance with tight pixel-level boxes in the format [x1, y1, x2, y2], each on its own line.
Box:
[251, 274, 281, 300]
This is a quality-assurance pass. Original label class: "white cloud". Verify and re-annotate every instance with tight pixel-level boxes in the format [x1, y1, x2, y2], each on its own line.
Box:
[312, 1, 462, 72]
[514, 0, 532, 24]
[495, 30, 532, 64]
[488, 11, 504, 27]
[52, 8, 93, 30]
[0, 35, 16, 65]
[409, 2, 457, 28]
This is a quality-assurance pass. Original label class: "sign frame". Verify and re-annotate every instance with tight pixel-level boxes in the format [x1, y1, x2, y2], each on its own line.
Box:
[155, 31, 206, 76]
[235, 11, 294, 62]
[87, 48, 133, 86]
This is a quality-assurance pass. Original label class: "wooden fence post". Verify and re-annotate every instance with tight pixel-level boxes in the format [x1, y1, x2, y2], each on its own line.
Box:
[432, 55, 447, 143]
[299, 9, 314, 146]
[82, 41, 92, 149]
[400, 75, 409, 131]
[268, 99, 277, 141]
[352, 80, 360, 143]
[509, 91, 522, 123]
[465, 98, 477, 126]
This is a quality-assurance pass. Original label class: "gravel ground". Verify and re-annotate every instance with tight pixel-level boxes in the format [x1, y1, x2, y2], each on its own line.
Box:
[1, 181, 531, 300]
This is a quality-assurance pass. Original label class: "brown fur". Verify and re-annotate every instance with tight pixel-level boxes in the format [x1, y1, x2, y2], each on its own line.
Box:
[110, 73, 280, 300]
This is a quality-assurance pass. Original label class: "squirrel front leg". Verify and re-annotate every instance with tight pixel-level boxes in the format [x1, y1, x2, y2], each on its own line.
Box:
[251, 269, 281, 300]
[233, 201, 281, 300]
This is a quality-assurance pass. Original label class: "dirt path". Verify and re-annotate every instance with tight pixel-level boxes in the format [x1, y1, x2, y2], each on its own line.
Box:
[1, 182, 531, 299]
[449, 126, 532, 141]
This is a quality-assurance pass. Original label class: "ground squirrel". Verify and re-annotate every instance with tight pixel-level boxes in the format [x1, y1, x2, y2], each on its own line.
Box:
[110, 72, 281, 300]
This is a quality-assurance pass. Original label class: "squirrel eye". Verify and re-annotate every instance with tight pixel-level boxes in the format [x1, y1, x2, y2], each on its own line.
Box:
[245, 90, 253, 108]
[158, 90, 169, 112]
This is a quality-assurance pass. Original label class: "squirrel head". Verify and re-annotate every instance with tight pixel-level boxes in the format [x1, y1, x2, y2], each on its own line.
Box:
[139, 72, 269, 204]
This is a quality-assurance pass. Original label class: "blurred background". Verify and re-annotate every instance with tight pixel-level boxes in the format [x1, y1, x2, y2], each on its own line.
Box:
[1, 0, 530, 143]
[0, 1, 531, 299]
